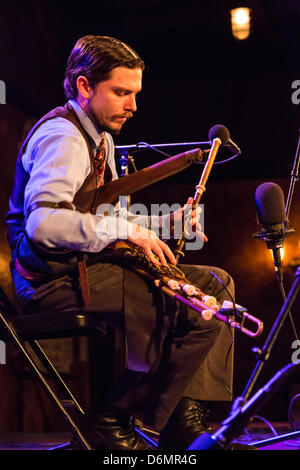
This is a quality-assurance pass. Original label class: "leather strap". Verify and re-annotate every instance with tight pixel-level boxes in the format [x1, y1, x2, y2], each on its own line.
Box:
[26, 200, 74, 218]
[77, 254, 91, 307]
[25, 200, 91, 306]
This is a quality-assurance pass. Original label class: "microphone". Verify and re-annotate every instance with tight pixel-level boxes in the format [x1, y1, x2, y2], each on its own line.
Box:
[208, 124, 241, 154]
[226, 137, 241, 155]
[253, 182, 294, 281]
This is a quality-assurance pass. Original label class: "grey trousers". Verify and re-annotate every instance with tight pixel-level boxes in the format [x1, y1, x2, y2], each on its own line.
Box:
[107, 264, 234, 429]
[17, 261, 234, 430]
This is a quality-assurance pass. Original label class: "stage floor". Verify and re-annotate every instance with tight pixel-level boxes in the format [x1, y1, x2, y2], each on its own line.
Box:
[0, 422, 299, 450]
[232, 421, 300, 450]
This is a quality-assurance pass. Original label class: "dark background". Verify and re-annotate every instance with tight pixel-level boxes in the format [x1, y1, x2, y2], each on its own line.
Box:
[0, 0, 300, 179]
[1, 0, 300, 431]
[2, 0, 300, 181]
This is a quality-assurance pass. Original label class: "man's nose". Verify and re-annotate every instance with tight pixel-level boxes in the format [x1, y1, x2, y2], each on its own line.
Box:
[124, 94, 137, 112]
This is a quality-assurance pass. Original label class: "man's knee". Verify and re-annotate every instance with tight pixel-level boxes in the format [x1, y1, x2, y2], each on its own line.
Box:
[209, 266, 235, 300]
[179, 264, 235, 303]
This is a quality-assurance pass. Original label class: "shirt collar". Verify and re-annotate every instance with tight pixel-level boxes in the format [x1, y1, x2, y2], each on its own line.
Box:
[68, 99, 104, 149]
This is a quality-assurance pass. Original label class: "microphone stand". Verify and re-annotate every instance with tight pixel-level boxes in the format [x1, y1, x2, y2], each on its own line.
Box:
[237, 129, 300, 447]
[116, 140, 210, 153]
[188, 362, 300, 450]
[241, 266, 300, 403]
[196, 131, 300, 450]
[285, 128, 300, 221]
[115, 140, 210, 210]
[243, 129, 300, 401]
[188, 266, 300, 450]
[117, 148, 137, 210]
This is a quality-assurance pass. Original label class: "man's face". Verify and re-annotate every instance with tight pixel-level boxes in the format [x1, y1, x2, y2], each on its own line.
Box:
[84, 66, 142, 134]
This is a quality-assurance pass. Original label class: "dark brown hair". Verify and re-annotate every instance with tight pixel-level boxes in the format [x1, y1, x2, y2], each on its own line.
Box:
[64, 35, 145, 100]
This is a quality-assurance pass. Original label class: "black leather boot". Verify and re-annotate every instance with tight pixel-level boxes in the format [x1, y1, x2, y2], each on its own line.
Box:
[71, 405, 153, 450]
[158, 397, 256, 450]
[158, 398, 213, 450]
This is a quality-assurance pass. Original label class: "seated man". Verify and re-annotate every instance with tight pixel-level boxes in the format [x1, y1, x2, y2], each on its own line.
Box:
[6, 35, 235, 450]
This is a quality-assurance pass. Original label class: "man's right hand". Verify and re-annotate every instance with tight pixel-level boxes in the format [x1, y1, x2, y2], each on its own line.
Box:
[128, 222, 176, 267]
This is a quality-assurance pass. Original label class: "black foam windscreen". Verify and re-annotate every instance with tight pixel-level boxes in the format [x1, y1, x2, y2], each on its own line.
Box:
[254, 182, 287, 226]
[208, 124, 230, 145]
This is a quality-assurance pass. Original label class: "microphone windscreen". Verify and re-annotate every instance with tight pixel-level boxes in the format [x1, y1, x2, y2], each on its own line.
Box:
[254, 182, 287, 226]
[208, 124, 230, 145]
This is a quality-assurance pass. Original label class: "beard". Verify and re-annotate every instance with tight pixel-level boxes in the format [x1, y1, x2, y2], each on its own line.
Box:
[86, 103, 133, 135]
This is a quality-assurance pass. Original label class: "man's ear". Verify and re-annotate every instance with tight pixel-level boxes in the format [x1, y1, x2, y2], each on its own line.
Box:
[76, 76, 91, 99]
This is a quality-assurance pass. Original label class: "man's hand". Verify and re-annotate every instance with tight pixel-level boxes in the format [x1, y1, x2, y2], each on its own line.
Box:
[169, 197, 208, 242]
[128, 222, 176, 267]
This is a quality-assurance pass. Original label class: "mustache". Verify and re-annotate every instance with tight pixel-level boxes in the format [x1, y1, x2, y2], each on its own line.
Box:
[114, 113, 133, 119]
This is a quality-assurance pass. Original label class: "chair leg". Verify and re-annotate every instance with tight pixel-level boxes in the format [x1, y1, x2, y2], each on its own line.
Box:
[0, 310, 92, 450]
[28, 339, 85, 415]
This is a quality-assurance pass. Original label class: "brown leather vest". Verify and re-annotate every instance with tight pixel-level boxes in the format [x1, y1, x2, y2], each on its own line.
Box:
[6, 103, 113, 304]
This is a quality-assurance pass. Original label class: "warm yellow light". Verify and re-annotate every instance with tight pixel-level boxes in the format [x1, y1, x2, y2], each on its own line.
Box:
[269, 247, 285, 261]
[231, 7, 251, 40]
[233, 8, 249, 25]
